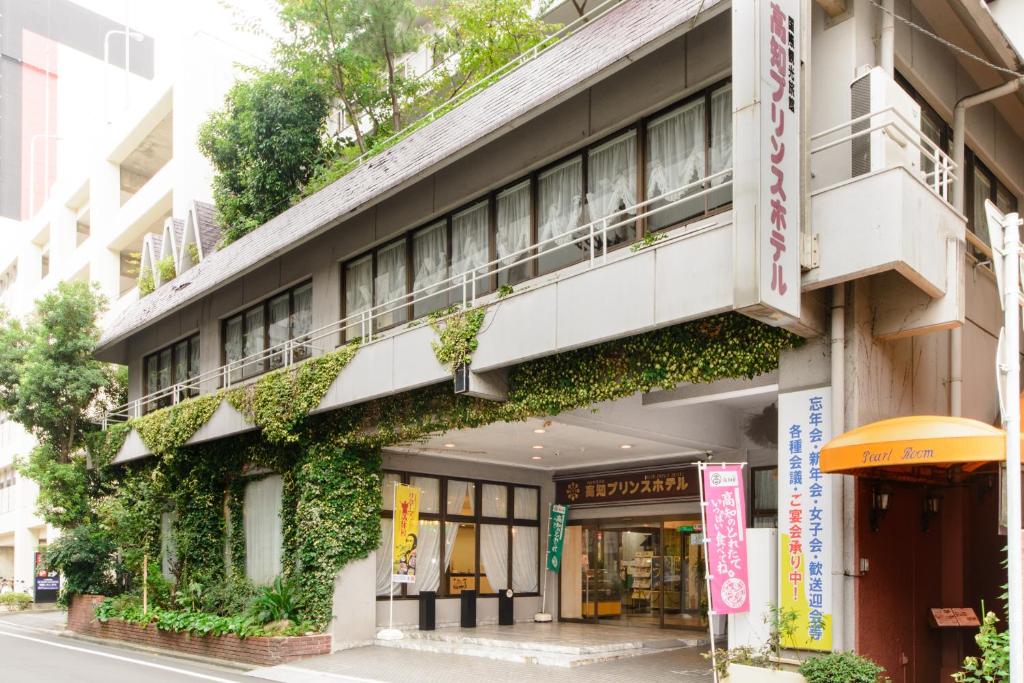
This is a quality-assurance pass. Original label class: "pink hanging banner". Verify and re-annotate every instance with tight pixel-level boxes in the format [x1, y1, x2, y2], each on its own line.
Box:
[702, 464, 751, 614]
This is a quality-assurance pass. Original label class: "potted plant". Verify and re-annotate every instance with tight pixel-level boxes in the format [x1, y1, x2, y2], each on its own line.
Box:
[799, 652, 888, 683]
[707, 606, 807, 681]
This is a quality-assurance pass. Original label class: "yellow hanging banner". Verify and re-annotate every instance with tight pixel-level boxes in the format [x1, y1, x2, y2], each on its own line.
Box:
[392, 483, 420, 584]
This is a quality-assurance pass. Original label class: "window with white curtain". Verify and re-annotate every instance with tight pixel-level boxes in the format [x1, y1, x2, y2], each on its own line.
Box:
[496, 181, 531, 286]
[586, 131, 637, 249]
[292, 283, 313, 361]
[708, 84, 733, 210]
[538, 157, 584, 274]
[222, 281, 313, 383]
[646, 97, 706, 231]
[380, 473, 540, 599]
[344, 255, 373, 341]
[451, 202, 490, 298]
[243, 475, 284, 585]
[375, 240, 408, 328]
[413, 221, 448, 317]
[144, 335, 199, 412]
[268, 292, 290, 370]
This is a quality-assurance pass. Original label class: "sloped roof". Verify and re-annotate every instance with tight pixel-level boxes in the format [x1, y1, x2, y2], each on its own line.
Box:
[193, 200, 219, 257]
[97, 0, 716, 353]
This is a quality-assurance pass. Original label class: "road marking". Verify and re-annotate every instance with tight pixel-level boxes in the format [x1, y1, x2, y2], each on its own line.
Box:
[248, 664, 387, 683]
[0, 626, 242, 682]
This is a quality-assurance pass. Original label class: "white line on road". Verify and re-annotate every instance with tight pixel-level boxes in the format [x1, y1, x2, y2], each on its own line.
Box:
[247, 664, 387, 683]
[0, 626, 242, 682]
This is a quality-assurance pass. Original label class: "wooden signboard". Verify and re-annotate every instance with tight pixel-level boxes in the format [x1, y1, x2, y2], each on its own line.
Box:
[929, 607, 980, 629]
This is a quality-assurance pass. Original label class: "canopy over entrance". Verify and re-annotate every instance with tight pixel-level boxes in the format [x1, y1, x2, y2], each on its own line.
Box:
[820, 415, 1014, 478]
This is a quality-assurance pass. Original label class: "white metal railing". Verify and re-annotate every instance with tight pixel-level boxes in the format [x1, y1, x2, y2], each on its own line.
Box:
[809, 105, 958, 202]
[101, 170, 733, 427]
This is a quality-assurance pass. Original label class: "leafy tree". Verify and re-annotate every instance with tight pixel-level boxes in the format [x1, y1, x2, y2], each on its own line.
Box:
[43, 523, 118, 603]
[198, 69, 331, 244]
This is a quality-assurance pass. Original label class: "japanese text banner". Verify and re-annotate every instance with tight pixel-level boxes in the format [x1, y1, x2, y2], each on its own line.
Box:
[701, 464, 751, 614]
[392, 483, 420, 584]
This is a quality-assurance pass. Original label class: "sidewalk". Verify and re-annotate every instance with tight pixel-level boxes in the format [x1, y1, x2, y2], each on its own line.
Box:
[250, 644, 714, 683]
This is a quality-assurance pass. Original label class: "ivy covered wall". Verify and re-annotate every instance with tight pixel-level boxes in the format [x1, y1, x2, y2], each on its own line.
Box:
[92, 313, 799, 630]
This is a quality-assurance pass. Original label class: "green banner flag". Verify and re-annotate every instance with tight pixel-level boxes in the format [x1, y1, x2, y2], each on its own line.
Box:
[546, 504, 569, 572]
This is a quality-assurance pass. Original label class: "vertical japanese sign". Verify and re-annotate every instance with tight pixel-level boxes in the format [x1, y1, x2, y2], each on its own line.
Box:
[701, 464, 750, 614]
[759, 0, 801, 318]
[778, 388, 833, 650]
[392, 483, 420, 583]
[546, 504, 569, 572]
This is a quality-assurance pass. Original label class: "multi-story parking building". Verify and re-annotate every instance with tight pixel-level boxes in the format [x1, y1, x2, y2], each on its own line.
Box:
[90, 0, 1022, 678]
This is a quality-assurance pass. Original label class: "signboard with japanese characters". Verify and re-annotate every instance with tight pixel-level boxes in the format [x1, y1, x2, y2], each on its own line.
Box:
[759, 0, 801, 318]
[778, 388, 833, 650]
[554, 465, 699, 506]
[700, 464, 750, 614]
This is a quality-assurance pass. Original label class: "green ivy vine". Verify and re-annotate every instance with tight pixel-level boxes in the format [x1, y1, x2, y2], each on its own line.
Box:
[428, 305, 486, 371]
[94, 312, 798, 633]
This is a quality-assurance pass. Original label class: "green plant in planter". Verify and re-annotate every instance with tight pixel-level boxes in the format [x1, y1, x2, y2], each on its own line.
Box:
[428, 305, 486, 372]
[0, 593, 32, 610]
[138, 270, 155, 296]
[186, 242, 200, 266]
[798, 652, 887, 683]
[703, 605, 799, 679]
[248, 575, 301, 624]
[157, 255, 176, 283]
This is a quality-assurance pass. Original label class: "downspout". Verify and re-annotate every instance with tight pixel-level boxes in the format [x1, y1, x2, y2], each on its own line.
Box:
[879, 0, 895, 78]
[950, 77, 1024, 416]
[832, 284, 854, 651]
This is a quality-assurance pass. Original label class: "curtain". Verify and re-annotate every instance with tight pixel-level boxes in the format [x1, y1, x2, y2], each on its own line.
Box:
[381, 472, 401, 512]
[408, 520, 441, 595]
[268, 293, 290, 369]
[413, 222, 447, 296]
[189, 339, 200, 380]
[375, 241, 407, 325]
[411, 476, 440, 514]
[482, 484, 507, 517]
[496, 181, 531, 270]
[243, 308, 264, 379]
[158, 349, 172, 390]
[224, 316, 243, 383]
[587, 131, 637, 224]
[293, 284, 313, 338]
[972, 169, 992, 245]
[161, 510, 178, 581]
[345, 256, 373, 340]
[376, 518, 397, 596]
[538, 158, 583, 248]
[446, 480, 473, 515]
[513, 488, 537, 520]
[451, 203, 489, 288]
[244, 475, 283, 585]
[443, 522, 460, 584]
[512, 526, 538, 592]
[480, 524, 508, 593]
[174, 340, 189, 385]
[710, 85, 733, 185]
[647, 99, 706, 201]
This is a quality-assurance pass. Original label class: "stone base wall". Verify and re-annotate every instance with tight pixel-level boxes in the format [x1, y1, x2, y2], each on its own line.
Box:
[68, 594, 331, 667]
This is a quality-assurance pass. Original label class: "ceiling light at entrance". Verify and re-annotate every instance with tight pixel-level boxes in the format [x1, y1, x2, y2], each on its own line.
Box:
[620, 444, 633, 449]
[443, 443, 455, 448]
[531, 455, 543, 461]
[532, 445, 544, 450]
[533, 428, 546, 434]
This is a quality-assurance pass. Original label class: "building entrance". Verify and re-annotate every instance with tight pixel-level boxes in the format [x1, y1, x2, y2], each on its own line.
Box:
[560, 518, 707, 630]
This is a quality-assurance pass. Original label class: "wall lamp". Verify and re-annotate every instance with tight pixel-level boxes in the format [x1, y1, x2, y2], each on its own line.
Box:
[869, 484, 891, 532]
[922, 491, 942, 532]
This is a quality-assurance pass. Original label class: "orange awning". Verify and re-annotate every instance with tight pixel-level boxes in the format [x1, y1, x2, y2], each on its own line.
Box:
[820, 415, 1013, 476]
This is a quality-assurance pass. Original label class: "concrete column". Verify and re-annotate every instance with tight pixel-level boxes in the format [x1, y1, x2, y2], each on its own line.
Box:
[13, 526, 37, 596]
[330, 555, 377, 650]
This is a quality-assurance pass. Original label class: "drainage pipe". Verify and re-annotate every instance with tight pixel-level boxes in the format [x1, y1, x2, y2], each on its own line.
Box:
[831, 284, 855, 651]
[879, 0, 895, 78]
[950, 77, 1024, 417]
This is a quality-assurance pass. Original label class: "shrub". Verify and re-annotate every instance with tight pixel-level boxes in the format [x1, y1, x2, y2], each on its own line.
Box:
[156, 255, 176, 283]
[248, 575, 300, 625]
[0, 592, 32, 610]
[799, 651, 887, 683]
[954, 610, 1009, 682]
[138, 270, 155, 296]
[43, 523, 117, 604]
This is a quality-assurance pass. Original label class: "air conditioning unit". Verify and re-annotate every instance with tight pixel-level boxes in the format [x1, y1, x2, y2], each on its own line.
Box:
[850, 66, 922, 178]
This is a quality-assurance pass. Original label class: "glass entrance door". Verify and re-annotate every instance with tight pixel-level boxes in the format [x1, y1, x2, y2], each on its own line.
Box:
[661, 520, 707, 629]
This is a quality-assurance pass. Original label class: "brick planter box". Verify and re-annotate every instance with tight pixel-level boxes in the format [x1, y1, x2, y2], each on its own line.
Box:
[68, 594, 331, 667]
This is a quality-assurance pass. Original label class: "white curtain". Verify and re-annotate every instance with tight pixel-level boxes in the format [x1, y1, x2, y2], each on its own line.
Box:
[381, 472, 401, 511]
[346, 257, 373, 316]
[376, 518, 397, 596]
[446, 480, 473, 516]
[443, 522, 460, 584]
[482, 484, 506, 517]
[587, 131, 637, 223]
[375, 241, 407, 324]
[480, 524, 508, 592]
[972, 169, 992, 245]
[244, 475, 283, 585]
[293, 284, 313, 338]
[513, 488, 537, 520]
[496, 182, 531, 267]
[512, 526, 538, 592]
[647, 99, 706, 201]
[408, 521, 441, 595]
[538, 158, 583, 248]
[161, 511, 178, 581]
[268, 294, 289, 368]
[710, 85, 733, 185]
[224, 316, 243, 383]
[411, 476, 440, 514]
[451, 203, 489, 283]
[413, 222, 447, 296]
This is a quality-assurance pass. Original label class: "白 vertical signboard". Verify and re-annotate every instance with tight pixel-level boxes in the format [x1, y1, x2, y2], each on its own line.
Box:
[778, 388, 833, 650]
[701, 464, 750, 614]
[546, 504, 568, 572]
[392, 483, 420, 584]
[732, 0, 802, 324]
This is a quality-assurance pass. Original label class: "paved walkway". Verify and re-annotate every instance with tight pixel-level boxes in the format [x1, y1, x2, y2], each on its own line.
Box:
[250, 644, 714, 682]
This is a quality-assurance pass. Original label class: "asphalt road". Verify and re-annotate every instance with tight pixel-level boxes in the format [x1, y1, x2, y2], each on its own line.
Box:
[0, 611, 270, 683]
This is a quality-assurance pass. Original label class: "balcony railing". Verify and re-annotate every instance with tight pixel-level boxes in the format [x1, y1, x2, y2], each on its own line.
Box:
[809, 105, 958, 203]
[101, 170, 733, 428]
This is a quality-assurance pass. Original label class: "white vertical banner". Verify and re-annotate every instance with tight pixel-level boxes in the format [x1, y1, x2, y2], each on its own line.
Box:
[732, 0, 802, 324]
[778, 387, 833, 650]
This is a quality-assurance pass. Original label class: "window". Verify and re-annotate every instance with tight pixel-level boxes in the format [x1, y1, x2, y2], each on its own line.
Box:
[144, 335, 199, 411]
[243, 475, 284, 585]
[968, 158, 1018, 250]
[342, 83, 732, 329]
[376, 473, 540, 599]
[750, 466, 778, 528]
[222, 281, 313, 383]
